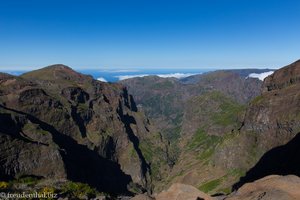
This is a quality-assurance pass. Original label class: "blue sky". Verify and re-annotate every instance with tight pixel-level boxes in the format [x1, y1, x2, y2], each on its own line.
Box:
[0, 0, 299, 70]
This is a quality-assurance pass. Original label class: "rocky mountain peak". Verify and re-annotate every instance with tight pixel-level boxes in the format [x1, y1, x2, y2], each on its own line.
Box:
[21, 64, 92, 83]
[0, 65, 167, 195]
[45, 64, 71, 69]
[263, 60, 300, 92]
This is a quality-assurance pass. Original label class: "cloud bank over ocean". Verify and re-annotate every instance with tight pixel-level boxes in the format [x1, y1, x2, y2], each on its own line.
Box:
[97, 77, 108, 82]
[88, 68, 208, 82]
[247, 71, 274, 81]
[115, 73, 197, 81]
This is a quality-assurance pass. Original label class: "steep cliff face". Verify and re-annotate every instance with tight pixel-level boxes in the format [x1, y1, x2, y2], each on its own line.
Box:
[242, 60, 300, 151]
[0, 65, 165, 195]
[0, 109, 66, 180]
[263, 60, 300, 92]
[224, 60, 300, 189]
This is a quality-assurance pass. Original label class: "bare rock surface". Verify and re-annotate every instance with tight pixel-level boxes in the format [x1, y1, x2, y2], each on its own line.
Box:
[155, 183, 215, 200]
[131, 194, 154, 200]
[226, 175, 300, 200]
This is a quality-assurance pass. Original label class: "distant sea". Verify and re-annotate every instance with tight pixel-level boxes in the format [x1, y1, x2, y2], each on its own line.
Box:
[79, 68, 214, 82]
[3, 68, 215, 83]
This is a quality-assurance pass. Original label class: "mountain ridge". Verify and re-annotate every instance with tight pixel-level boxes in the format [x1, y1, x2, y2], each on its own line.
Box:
[0, 65, 168, 197]
[1, 61, 300, 199]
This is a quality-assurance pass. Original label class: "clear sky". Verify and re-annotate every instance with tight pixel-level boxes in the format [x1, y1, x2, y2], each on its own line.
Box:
[0, 0, 299, 70]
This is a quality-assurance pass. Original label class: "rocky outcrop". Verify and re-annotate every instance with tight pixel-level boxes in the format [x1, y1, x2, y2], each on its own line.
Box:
[132, 175, 300, 200]
[131, 194, 154, 200]
[263, 60, 300, 92]
[227, 175, 300, 200]
[241, 60, 300, 155]
[220, 60, 300, 191]
[155, 183, 215, 200]
[0, 110, 66, 180]
[0, 65, 165, 195]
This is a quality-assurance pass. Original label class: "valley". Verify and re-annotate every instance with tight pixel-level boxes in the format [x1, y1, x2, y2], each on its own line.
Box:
[0, 60, 300, 199]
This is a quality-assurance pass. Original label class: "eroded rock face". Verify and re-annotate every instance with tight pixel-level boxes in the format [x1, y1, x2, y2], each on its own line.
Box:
[227, 175, 300, 200]
[0, 112, 66, 180]
[61, 87, 90, 103]
[263, 60, 300, 92]
[210, 60, 300, 193]
[242, 60, 300, 151]
[0, 65, 165, 195]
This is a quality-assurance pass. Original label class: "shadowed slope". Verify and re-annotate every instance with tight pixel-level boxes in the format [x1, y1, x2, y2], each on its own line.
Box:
[0, 104, 132, 195]
[233, 132, 300, 190]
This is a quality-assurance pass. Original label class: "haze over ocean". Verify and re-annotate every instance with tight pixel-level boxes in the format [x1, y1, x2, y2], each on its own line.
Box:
[81, 68, 209, 82]
[2, 68, 210, 82]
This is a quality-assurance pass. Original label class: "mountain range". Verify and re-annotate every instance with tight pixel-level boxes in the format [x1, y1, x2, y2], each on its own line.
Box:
[0, 60, 299, 199]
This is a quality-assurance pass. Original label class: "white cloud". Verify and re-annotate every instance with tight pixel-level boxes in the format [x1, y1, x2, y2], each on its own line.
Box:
[157, 73, 197, 79]
[116, 74, 149, 80]
[115, 73, 197, 81]
[97, 77, 108, 82]
[247, 71, 274, 81]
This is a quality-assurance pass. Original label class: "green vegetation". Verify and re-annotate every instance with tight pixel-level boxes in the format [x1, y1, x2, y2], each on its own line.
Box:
[77, 103, 89, 112]
[62, 182, 97, 199]
[3, 178, 101, 199]
[251, 95, 264, 104]
[220, 187, 231, 194]
[128, 182, 144, 194]
[188, 129, 221, 151]
[187, 91, 244, 131]
[10, 176, 41, 187]
[0, 181, 9, 189]
[140, 138, 166, 163]
[129, 143, 138, 159]
[150, 81, 174, 90]
[139, 141, 155, 162]
[143, 96, 161, 115]
[139, 133, 168, 179]
[164, 125, 181, 142]
[165, 170, 184, 183]
[187, 129, 222, 164]
[201, 71, 228, 84]
[211, 95, 245, 126]
[198, 169, 245, 194]
[198, 178, 222, 193]
[143, 93, 181, 119]
[23, 123, 49, 135]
